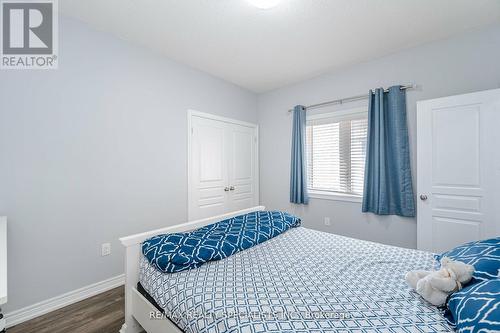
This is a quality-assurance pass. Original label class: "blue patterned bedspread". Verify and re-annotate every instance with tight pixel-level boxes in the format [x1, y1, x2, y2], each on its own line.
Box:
[142, 211, 301, 273]
[140, 227, 454, 333]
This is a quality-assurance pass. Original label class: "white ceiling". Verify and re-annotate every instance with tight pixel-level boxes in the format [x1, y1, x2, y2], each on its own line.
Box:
[61, 0, 500, 93]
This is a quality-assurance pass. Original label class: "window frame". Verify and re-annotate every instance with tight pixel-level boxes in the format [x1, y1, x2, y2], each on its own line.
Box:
[306, 107, 368, 203]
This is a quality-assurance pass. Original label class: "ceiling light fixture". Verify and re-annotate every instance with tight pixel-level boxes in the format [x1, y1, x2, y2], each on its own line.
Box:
[248, 0, 280, 9]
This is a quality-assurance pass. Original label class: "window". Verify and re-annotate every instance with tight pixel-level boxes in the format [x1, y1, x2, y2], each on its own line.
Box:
[306, 109, 368, 197]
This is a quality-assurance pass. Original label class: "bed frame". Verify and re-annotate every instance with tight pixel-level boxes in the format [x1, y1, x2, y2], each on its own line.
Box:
[118, 206, 266, 333]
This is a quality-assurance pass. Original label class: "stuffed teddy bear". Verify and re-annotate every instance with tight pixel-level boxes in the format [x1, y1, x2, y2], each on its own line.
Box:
[405, 257, 474, 306]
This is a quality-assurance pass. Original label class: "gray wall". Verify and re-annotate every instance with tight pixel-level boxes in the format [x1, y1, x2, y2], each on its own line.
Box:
[257, 24, 500, 249]
[0, 17, 257, 312]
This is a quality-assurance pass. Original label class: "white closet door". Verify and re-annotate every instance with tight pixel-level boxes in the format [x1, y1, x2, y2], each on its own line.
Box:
[188, 112, 259, 220]
[417, 88, 500, 252]
[228, 123, 258, 212]
[189, 116, 230, 220]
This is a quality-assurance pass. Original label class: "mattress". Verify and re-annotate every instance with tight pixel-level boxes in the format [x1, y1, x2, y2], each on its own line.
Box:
[139, 227, 454, 333]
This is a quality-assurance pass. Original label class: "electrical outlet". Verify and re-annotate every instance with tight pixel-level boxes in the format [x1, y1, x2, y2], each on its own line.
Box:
[101, 243, 111, 257]
[324, 217, 331, 226]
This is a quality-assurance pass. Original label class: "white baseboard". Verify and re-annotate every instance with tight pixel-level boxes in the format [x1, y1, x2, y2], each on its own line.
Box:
[5, 274, 125, 328]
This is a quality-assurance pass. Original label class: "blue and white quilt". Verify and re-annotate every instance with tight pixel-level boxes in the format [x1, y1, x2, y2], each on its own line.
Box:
[140, 227, 454, 333]
[142, 211, 301, 273]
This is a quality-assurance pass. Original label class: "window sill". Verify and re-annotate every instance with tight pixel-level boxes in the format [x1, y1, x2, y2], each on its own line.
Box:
[308, 190, 363, 203]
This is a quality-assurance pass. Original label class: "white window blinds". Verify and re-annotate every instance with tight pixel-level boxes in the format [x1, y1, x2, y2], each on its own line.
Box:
[306, 110, 368, 196]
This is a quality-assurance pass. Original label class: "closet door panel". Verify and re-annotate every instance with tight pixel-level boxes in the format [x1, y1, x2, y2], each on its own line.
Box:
[228, 124, 257, 212]
[189, 111, 259, 220]
[189, 116, 230, 220]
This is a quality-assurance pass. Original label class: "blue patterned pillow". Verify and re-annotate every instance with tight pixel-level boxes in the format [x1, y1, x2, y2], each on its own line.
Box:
[435, 237, 500, 283]
[445, 279, 500, 332]
[142, 211, 301, 273]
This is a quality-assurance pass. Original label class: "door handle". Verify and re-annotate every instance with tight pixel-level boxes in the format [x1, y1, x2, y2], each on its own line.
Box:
[224, 187, 230, 192]
[229, 186, 235, 191]
[420, 194, 428, 201]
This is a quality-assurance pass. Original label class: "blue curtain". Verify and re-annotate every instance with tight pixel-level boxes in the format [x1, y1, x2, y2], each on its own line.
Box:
[290, 105, 309, 204]
[362, 86, 415, 217]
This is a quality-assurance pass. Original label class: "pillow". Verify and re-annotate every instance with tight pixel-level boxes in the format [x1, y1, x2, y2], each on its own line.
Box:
[142, 210, 301, 273]
[435, 237, 500, 283]
[445, 279, 500, 332]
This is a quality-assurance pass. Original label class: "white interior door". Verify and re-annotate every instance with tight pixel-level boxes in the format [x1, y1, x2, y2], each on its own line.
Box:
[189, 115, 230, 220]
[188, 111, 259, 220]
[417, 88, 500, 252]
[228, 123, 259, 212]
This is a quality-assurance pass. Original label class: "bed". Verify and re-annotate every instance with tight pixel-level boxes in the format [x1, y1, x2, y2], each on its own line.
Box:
[119, 206, 454, 333]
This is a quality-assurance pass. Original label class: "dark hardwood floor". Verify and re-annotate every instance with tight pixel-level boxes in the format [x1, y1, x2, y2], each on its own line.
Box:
[8, 286, 126, 333]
